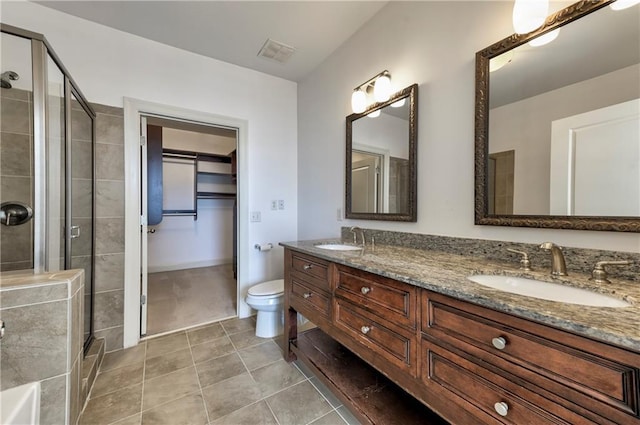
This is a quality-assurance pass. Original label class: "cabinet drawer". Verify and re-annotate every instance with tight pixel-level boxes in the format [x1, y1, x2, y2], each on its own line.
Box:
[291, 253, 330, 290]
[422, 292, 640, 421]
[291, 277, 331, 319]
[421, 338, 577, 425]
[335, 298, 417, 375]
[336, 265, 417, 329]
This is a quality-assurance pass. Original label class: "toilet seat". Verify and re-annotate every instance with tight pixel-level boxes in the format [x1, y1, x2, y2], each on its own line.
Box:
[247, 279, 284, 297]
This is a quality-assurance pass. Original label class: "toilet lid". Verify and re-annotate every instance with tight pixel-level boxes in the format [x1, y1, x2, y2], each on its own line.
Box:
[248, 279, 284, 296]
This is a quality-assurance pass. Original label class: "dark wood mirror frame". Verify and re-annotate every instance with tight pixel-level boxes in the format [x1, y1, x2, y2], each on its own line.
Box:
[475, 0, 640, 232]
[346, 83, 418, 222]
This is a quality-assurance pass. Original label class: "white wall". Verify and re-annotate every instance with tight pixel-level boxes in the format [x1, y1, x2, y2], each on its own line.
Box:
[2, 1, 299, 317]
[298, 1, 640, 253]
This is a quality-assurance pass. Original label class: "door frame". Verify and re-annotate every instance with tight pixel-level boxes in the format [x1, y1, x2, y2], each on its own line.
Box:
[123, 98, 248, 348]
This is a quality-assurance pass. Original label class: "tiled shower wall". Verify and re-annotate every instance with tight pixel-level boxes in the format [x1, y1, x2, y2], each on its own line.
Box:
[91, 103, 126, 351]
[0, 88, 33, 271]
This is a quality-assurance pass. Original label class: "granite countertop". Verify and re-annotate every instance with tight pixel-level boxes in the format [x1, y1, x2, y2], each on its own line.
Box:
[280, 239, 640, 352]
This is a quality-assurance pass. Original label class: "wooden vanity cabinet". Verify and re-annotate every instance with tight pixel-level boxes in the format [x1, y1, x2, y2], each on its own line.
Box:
[283, 249, 640, 425]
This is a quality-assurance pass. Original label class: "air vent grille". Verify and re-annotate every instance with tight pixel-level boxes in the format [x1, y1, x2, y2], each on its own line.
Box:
[257, 38, 295, 63]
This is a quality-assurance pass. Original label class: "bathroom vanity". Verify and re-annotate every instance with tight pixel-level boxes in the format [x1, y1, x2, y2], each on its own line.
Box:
[281, 240, 640, 425]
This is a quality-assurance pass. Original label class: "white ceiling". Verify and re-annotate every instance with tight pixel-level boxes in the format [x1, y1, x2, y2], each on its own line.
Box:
[35, 1, 388, 82]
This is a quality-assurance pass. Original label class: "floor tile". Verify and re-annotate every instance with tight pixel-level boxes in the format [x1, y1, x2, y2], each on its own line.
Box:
[229, 328, 267, 349]
[91, 362, 144, 398]
[100, 344, 146, 373]
[142, 366, 200, 411]
[80, 384, 142, 425]
[311, 410, 349, 425]
[310, 376, 343, 408]
[210, 400, 278, 425]
[201, 373, 262, 422]
[187, 322, 226, 346]
[141, 393, 208, 425]
[145, 331, 188, 358]
[191, 335, 236, 364]
[195, 352, 246, 387]
[266, 380, 332, 425]
[221, 316, 255, 334]
[111, 413, 142, 425]
[145, 348, 192, 380]
[337, 405, 362, 425]
[251, 359, 306, 397]
[238, 340, 283, 370]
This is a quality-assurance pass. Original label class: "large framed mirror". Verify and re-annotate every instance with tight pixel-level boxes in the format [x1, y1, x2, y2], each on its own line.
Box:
[346, 83, 418, 221]
[475, 0, 640, 232]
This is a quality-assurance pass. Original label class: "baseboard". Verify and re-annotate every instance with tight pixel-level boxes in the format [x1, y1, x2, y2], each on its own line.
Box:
[148, 258, 232, 273]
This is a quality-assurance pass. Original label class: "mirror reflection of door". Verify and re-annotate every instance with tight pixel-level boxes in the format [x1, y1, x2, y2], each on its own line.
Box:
[352, 150, 383, 213]
[488, 150, 514, 215]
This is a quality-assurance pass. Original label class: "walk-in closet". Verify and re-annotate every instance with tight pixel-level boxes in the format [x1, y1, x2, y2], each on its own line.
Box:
[143, 117, 238, 336]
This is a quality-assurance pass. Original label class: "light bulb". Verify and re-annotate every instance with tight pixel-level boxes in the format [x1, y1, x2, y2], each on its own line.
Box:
[610, 0, 640, 10]
[367, 110, 381, 118]
[351, 89, 367, 114]
[391, 99, 406, 108]
[512, 0, 549, 34]
[529, 28, 560, 47]
[373, 75, 391, 102]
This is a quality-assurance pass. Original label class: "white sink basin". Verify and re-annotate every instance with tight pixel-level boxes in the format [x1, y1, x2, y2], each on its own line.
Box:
[315, 243, 362, 251]
[468, 275, 630, 308]
[0, 382, 41, 425]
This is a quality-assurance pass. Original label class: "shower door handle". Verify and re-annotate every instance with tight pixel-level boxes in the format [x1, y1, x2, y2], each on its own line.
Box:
[70, 225, 81, 239]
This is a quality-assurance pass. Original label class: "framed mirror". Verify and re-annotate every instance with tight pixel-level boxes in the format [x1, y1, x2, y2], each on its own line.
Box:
[346, 83, 418, 221]
[475, 0, 640, 232]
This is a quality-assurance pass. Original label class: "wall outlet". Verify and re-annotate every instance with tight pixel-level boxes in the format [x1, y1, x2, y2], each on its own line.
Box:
[250, 211, 261, 222]
[270, 200, 278, 210]
[278, 200, 285, 210]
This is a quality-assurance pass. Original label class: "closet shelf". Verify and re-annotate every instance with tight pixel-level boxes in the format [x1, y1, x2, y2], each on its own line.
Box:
[197, 192, 236, 200]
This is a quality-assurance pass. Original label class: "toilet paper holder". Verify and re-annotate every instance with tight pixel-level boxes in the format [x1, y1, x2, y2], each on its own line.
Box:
[254, 243, 274, 252]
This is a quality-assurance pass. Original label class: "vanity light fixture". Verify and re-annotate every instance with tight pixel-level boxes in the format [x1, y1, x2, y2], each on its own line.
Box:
[367, 110, 381, 118]
[489, 50, 515, 72]
[350, 70, 392, 114]
[391, 98, 406, 108]
[512, 0, 549, 34]
[610, 0, 640, 10]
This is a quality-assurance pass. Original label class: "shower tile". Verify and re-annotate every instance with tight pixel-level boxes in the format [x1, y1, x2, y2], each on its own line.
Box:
[71, 140, 93, 179]
[94, 325, 124, 352]
[95, 253, 125, 292]
[201, 372, 262, 421]
[0, 175, 32, 203]
[0, 87, 31, 102]
[0, 300, 68, 388]
[0, 281, 67, 308]
[0, 260, 33, 271]
[96, 143, 124, 180]
[39, 374, 67, 425]
[94, 289, 124, 330]
[0, 97, 31, 134]
[0, 132, 31, 176]
[70, 355, 82, 425]
[70, 217, 93, 257]
[91, 103, 124, 117]
[95, 217, 124, 254]
[71, 178, 93, 218]
[71, 108, 93, 141]
[96, 113, 124, 145]
[96, 179, 125, 217]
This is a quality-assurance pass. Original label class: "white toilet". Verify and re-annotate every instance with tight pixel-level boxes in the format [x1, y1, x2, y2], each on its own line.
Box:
[245, 279, 284, 338]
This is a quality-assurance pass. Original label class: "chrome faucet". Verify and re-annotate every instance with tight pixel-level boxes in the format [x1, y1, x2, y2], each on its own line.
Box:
[539, 242, 567, 276]
[349, 226, 366, 247]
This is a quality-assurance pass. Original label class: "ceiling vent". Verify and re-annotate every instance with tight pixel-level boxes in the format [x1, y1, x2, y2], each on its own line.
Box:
[257, 38, 295, 64]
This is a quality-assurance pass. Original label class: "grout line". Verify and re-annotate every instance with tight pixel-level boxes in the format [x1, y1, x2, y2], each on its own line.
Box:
[139, 341, 147, 420]
[187, 331, 212, 425]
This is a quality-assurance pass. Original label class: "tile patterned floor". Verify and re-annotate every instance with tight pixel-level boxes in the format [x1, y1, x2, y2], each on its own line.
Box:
[80, 317, 360, 425]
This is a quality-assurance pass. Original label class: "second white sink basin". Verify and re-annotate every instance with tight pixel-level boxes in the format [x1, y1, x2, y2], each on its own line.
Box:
[315, 243, 362, 251]
[468, 275, 630, 308]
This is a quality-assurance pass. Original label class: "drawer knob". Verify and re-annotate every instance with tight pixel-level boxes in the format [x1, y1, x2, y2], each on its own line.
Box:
[303, 292, 312, 299]
[360, 286, 371, 295]
[494, 401, 509, 417]
[492, 337, 507, 350]
[360, 326, 371, 334]
[303, 264, 313, 270]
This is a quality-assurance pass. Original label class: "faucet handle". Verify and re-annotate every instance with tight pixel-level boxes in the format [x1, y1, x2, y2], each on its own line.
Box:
[591, 260, 633, 284]
[507, 248, 532, 271]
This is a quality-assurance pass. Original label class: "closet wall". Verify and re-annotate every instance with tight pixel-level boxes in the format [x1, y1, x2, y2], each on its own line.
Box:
[147, 126, 237, 272]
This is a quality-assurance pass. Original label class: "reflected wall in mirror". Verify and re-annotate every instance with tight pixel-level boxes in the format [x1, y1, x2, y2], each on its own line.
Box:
[476, 0, 640, 231]
[346, 84, 418, 221]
